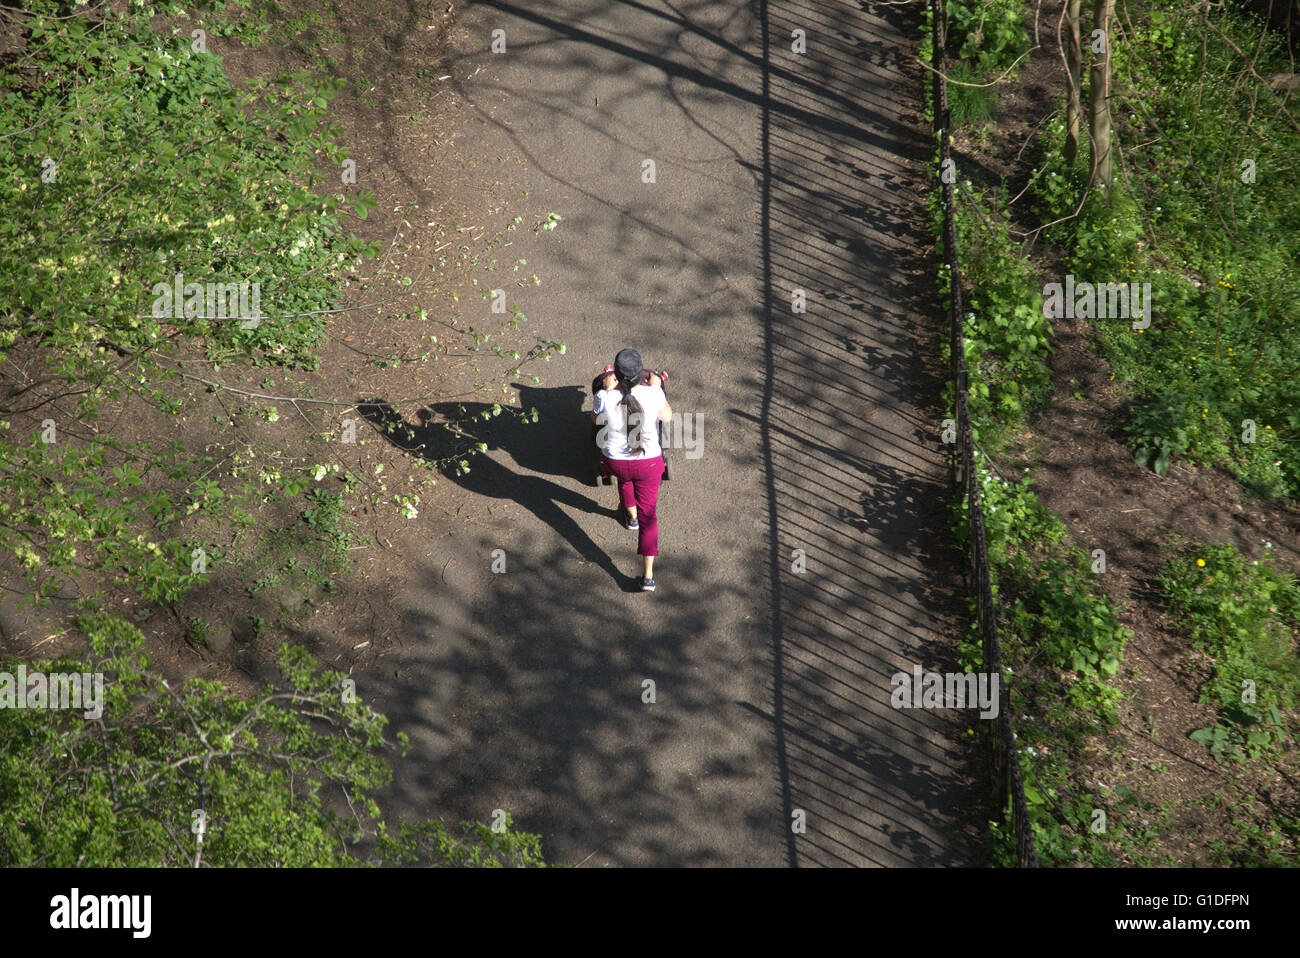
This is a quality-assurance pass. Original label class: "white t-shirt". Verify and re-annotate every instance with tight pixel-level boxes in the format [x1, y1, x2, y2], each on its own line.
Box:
[593, 384, 667, 460]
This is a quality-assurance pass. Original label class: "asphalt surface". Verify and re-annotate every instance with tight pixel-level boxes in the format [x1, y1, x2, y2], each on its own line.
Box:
[365, 0, 984, 866]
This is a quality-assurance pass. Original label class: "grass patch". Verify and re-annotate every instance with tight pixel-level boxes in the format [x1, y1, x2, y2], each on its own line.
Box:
[947, 61, 996, 128]
[1159, 540, 1300, 763]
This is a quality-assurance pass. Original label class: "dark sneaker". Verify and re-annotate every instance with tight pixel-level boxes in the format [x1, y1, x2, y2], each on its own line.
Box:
[623, 509, 639, 530]
[640, 577, 656, 592]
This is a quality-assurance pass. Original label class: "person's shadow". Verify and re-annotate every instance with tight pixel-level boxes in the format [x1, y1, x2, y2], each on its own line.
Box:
[426, 383, 594, 482]
[357, 387, 638, 590]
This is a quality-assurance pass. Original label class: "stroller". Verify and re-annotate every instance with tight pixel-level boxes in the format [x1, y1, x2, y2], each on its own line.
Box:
[591, 365, 673, 485]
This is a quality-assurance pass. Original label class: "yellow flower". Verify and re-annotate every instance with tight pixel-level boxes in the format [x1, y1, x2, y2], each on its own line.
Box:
[1196, 558, 1206, 566]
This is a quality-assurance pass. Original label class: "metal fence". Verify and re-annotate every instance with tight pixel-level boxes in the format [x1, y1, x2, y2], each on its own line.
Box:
[929, 0, 1037, 868]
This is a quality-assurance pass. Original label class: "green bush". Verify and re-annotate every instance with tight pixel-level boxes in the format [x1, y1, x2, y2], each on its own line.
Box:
[1159, 542, 1300, 762]
[0, 615, 548, 866]
[1119, 391, 1191, 475]
[950, 185, 1053, 439]
[1004, 554, 1127, 682]
[1228, 421, 1288, 499]
[958, 458, 1129, 866]
[945, 0, 1030, 77]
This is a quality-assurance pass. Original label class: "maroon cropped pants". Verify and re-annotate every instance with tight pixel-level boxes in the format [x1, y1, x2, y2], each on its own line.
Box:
[603, 454, 663, 556]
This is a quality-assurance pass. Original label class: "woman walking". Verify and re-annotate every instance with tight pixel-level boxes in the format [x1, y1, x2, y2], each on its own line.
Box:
[592, 348, 671, 591]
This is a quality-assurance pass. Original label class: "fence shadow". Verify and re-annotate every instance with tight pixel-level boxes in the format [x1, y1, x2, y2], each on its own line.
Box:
[752, 0, 987, 866]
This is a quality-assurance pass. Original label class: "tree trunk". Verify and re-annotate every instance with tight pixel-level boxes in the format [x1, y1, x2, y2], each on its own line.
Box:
[1064, 0, 1083, 167]
[1089, 0, 1115, 189]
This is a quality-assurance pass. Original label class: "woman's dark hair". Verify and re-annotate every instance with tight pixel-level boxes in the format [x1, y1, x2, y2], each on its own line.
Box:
[615, 354, 648, 455]
[617, 374, 648, 455]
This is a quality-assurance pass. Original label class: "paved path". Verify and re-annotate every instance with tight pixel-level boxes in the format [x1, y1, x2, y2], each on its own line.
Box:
[365, 0, 983, 866]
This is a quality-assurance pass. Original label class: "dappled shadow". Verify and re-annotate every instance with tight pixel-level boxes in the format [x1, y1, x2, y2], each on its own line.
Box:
[751, 0, 986, 865]
[319, 534, 751, 865]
